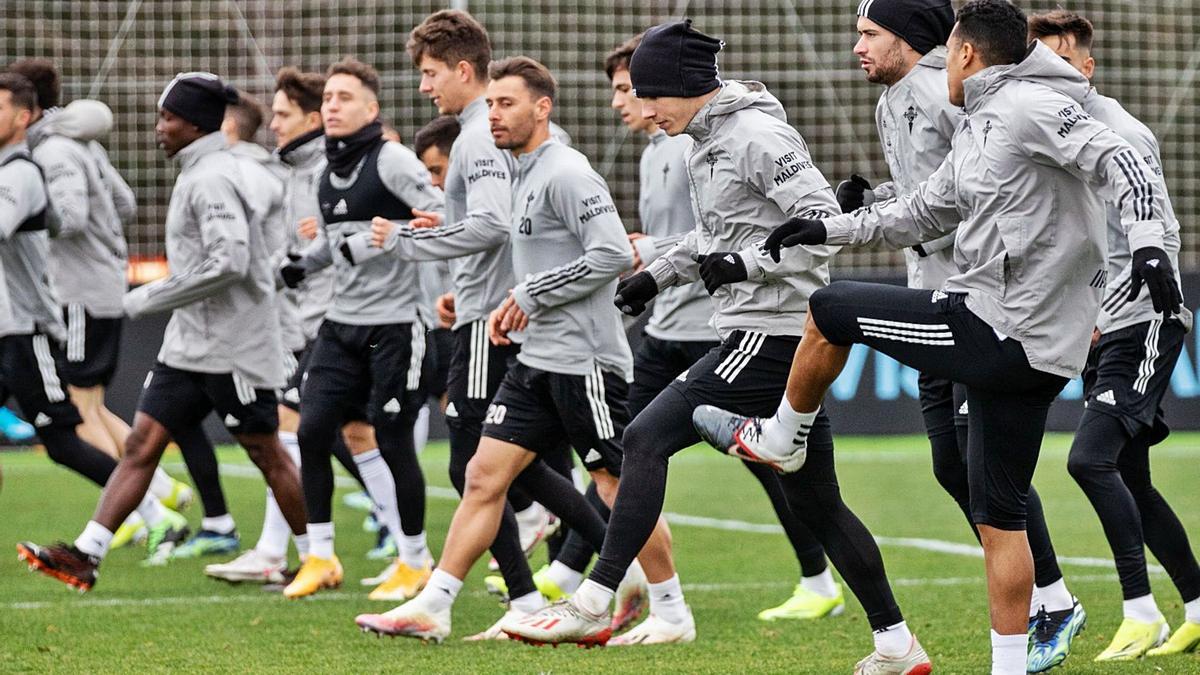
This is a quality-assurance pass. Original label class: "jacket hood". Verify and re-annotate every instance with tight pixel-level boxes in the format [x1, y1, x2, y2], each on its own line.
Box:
[963, 40, 1090, 114]
[685, 81, 787, 140]
[40, 100, 114, 142]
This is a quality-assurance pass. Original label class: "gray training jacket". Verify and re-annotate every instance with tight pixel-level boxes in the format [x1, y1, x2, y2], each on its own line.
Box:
[274, 133, 335, 348]
[298, 141, 444, 326]
[509, 139, 634, 380]
[122, 132, 286, 389]
[1081, 88, 1191, 335]
[632, 130, 715, 343]
[872, 47, 962, 291]
[29, 101, 134, 319]
[0, 141, 52, 340]
[647, 81, 839, 340]
[822, 42, 1168, 379]
[382, 96, 513, 330]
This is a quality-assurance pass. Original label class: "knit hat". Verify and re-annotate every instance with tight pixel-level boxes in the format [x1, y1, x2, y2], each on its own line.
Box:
[157, 72, 239, 133]
[856, 0, 955, 55]
[629, 19, 723, 98]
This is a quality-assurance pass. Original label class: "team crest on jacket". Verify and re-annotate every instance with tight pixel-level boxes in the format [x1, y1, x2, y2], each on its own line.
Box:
[903, 106, 918, 133]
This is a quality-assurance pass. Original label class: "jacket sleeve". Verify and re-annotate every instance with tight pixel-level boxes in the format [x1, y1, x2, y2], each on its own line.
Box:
[378, 142, 445, 215]
[646, 229, 700, 290]
[123, 174, 250, 318]
[823, 151, 962, 249]
[512, 170, 633, 316]
[0, 161, 47, 239]
[385, 143, 510, 261]
[295, 224, 334, 273]
[1016, 100, 1165, 250]
[34, 144, 91, 238]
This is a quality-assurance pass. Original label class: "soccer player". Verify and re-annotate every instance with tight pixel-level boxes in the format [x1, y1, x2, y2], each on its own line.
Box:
[1027, 9, 1200, 661]
[508, 23, 922, 667]
[604, 34, 843, 624]
[413, 115, 459, 191]
[278, 58, 442, 599]
[0, 73, 176, 553]
[10, 59, 194, 513]
[356, 55, 682, 644]
[841, 2, 1084, 669]
[696, 2, 1177, 672]
[18, 72, 309, 588]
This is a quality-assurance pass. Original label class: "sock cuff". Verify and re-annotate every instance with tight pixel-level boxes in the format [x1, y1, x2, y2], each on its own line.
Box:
[352, 448, 382, 465]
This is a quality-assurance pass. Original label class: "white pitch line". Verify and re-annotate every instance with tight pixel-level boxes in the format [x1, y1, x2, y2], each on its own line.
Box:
[176, 464, 1161, 573]
[3, 572, 1161, 611]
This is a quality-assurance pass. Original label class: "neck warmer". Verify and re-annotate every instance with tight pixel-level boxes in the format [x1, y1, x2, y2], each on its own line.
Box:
[325, 120, 383, 178]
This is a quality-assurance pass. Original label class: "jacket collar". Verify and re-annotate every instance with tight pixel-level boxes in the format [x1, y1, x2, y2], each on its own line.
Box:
[459, 96, 488, 125]
[174, 131, 227, 171]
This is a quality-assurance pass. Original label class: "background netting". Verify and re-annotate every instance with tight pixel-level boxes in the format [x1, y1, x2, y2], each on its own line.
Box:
[3, 1, 1197, 275]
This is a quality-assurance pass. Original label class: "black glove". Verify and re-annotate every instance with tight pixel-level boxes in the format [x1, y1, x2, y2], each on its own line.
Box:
[695, 251, 748, 295]
[835, 174, 871, 214]
[1129, 246, 1182, 314]
[763, 218, 827, 263]
[613, 270, 659, 316]
[280, 261, 307, 289]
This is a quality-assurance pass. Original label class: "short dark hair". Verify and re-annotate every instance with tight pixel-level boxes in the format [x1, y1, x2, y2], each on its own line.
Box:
[1027, 9, 1095, 51]
[954, 0, 1030, 67]
[604, 34, 643, 80]
[408, 10, 492, 81]
[226, 92, 264, 142]
[7, 58, 59, 109]
[275, 66, 325, 114]
[0, 73, 38, 111]
[326, 57, 380, 95]
[414, 115, 461, 158]
[488, 56, 557, 103]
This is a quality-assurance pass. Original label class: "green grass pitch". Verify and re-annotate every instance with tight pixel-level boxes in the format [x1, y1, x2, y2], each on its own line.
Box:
[2, 434, 1199, 673]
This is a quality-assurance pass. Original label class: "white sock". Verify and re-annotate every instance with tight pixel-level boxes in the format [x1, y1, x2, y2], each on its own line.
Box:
[353, 449, 402, 539]
[1123, 593, 1163, 623]
[201, 514, 236, 535]
[873, 621, 914, 658]
[510, 590, 546, 614]
[1036, 578, 1073, 613]
[307, 522, 334, 560]
[514, 503, 547, 531]
[1185, 596, 1200, 625]
[148, 467, 175, 500]
[991, 630, 1028, 675]
[134, 492, 167, 527]
[74, 520, 113, 559]
[294, 533, 310, 558]
[1029, 586, 1041, 618]
[255, 489, 290, 559]
[399, 532, 430, 568]
[648, 574, 689, 624]
[278, 431, 300, 461]
[419, 568, 463, 613]
[761, 399, 818, 455]
[546, 560, 584, 594]
[414, 405, 430, 454]
[800, 567, 838, 599]
[573, 579, 616, 616]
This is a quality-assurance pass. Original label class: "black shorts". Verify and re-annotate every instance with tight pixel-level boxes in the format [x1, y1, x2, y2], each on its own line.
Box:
[59, 304, 123, 388]
[138, 362, 278, 435]
[422, 327, 454, 400]
[445, 319, 519, 427]
[1083, 318, 1186, 443]
[481, 361, 626, 475]
[810, 281, 1069, 530]
[302, 320, 425, 426]
[0, 332, 82, 429]
[664, 330, 798, 417]
[628, 334, 719, 419]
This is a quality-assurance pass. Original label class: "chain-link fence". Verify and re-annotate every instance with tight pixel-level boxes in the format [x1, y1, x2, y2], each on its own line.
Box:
[3, 1, 1197, 275]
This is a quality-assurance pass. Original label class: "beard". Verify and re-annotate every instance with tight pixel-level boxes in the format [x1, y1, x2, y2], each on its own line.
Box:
[866, 42, 908, 86]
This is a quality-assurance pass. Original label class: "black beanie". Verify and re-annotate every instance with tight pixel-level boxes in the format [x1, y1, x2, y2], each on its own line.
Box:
[629, 19, 723, 98]
[856, 0, 955, 55]
[157, 72, 239, 133]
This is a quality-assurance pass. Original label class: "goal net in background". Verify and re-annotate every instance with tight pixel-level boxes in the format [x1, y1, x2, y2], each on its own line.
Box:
[2, 1, 1197, 277]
